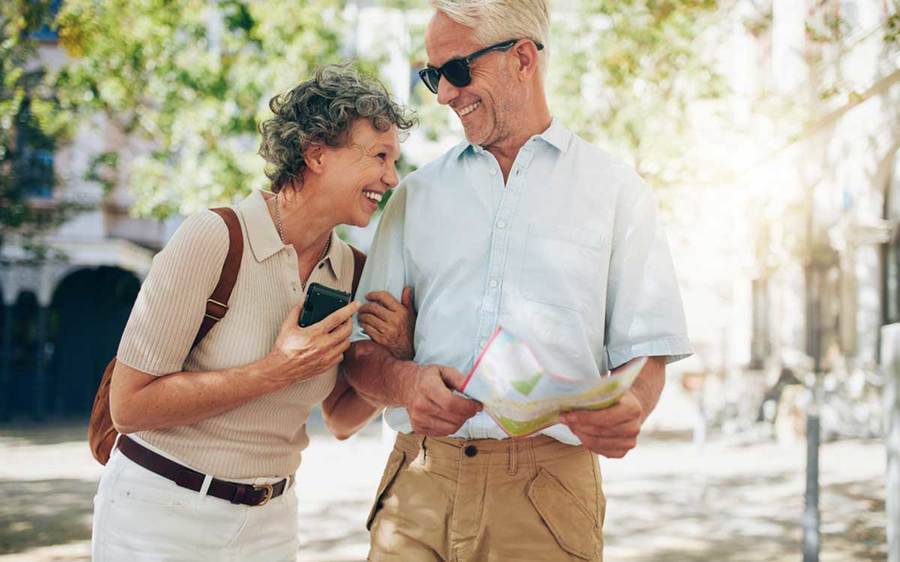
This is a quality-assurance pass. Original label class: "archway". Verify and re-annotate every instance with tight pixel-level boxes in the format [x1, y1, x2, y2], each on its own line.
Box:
[0, 281, 8, 420]
[6, 292, 40, 419]
[46, 266, 140, 417]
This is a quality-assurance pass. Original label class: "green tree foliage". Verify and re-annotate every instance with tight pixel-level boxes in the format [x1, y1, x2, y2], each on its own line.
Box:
[54, 0, 350, 218]
[13, 0, 728, 227]
[383, 0, 728, 188]
[548, 0, 725, 187]
[0, 0, 79, 263]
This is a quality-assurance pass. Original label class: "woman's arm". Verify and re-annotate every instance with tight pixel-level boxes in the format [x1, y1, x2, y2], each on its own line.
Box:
[111, 302, 358, 433]
[320, 373, 383, 440]
[111, 357, 283, 434]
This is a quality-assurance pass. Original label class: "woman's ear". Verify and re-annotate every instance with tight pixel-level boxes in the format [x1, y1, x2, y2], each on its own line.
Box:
[304, 144, 327, 174]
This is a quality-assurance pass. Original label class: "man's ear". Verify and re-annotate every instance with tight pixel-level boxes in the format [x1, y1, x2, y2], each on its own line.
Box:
[513, 40, 540, 81]
[304, 144, 327, 174]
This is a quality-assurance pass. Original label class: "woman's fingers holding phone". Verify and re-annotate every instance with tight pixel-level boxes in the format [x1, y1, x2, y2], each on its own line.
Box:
[279, 303, 304, 332]
[324, 318, 354, 346]
[313, 301, 360, 334]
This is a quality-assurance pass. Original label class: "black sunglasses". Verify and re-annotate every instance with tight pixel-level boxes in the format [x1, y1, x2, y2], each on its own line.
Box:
[418, 38, 544, 94]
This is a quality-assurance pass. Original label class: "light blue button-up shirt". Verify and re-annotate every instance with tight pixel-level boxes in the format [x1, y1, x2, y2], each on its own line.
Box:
[352, 119, 692, 444]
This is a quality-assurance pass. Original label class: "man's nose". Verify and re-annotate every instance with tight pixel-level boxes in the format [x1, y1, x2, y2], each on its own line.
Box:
[436, 76, 458, 106]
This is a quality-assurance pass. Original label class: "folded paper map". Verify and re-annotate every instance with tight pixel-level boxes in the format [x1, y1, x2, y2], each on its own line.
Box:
[459, 327, 647, 438]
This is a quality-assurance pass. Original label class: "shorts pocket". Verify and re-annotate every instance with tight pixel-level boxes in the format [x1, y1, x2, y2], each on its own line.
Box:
[366, 449, 406, 531]
[527, 468, 599, 560]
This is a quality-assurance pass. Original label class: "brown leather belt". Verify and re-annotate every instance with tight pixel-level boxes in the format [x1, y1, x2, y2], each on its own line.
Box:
[117, 435, 290, 507]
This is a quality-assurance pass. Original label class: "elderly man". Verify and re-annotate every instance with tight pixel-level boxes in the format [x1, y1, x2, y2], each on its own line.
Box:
[344, 1, 692, 560]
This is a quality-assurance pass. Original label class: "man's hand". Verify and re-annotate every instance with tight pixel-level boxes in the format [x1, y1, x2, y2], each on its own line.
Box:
[559, 391, 644, 458]
[359, 288, 417, 360]
[561, 356, 666, 458]
[402, 364, 482, 436]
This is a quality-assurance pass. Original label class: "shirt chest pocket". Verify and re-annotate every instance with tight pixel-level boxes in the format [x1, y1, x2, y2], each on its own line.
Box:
[519, 222, 607, 311]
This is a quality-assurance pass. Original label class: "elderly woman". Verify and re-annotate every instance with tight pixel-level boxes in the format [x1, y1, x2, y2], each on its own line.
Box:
[91, 65, 416, 561]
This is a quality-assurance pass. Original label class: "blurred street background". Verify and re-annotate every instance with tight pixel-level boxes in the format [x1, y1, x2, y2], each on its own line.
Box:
[1, 0, 899, 560]
[0, 420, 888, 562]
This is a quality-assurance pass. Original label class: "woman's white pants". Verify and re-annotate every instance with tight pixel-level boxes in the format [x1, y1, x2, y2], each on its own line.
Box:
[91, 448, 298, 562]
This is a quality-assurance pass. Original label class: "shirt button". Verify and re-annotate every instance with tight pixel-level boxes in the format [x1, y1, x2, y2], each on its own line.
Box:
[489, 279, 499, 288]
[497, 221, 507, 229]
[490, 169, 497, 176]
[464, 445, 478, 457]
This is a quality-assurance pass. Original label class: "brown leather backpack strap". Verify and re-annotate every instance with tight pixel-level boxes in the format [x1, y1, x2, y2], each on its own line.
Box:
[192, 208, 244, 348]
[349, 245, 366, 300]
[89, 206, 244, 466]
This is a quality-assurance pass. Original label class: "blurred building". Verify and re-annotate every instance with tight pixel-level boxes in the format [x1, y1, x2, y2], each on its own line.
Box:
[748, 0, 898, 373]
[0, 1, 430, 422]
[0, 16, 187, 420]
[665, 0, 899, 435]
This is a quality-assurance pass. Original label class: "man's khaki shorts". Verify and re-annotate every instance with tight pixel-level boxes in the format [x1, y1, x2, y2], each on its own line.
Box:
[366, 432, 605, 561]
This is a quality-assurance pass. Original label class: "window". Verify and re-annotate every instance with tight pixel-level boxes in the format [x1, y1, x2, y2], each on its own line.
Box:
[31, 0, 63, 42]
[14, 98, 56, 200]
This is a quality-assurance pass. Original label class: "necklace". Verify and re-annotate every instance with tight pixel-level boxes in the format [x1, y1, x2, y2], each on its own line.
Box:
[273, 196, 331, 263]
[318, 234, 332, 263]
[272, 196, 285, 243]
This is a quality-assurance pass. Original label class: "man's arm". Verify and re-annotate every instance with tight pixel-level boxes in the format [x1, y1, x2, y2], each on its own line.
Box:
[343, 340, 482, 436]
[343, 340, 416, 407]
[559, 356, 665, 458]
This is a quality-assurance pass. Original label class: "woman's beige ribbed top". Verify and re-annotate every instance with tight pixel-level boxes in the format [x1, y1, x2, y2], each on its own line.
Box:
[116, 190, 355, 479]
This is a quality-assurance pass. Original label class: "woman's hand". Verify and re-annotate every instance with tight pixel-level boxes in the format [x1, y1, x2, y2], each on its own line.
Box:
[359, 287, 416, 360]
[264, 300, 361, 388]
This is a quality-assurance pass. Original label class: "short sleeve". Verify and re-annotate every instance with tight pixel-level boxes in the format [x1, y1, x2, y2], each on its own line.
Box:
[117, 211, 230, 375]
[604, 167, 692, 369]
[351, 185, 409, 343]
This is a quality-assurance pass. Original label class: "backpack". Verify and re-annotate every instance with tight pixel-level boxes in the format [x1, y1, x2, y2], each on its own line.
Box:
[87, 207, 366, 464]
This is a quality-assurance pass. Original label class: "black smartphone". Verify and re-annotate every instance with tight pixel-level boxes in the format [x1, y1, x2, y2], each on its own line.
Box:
[299, 282, 352, 327]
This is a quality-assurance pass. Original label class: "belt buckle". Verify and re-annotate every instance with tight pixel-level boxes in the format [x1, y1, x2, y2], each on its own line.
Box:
[253, 483, 274, 506]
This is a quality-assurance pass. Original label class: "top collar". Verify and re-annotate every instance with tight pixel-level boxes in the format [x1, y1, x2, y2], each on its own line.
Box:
[236, 190, 342, 276]
[322, 229, 343, 278]
[237, 190, 284, 263]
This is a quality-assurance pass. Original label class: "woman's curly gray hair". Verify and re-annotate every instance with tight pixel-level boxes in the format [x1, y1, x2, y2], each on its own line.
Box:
[258, 65, 416, 192]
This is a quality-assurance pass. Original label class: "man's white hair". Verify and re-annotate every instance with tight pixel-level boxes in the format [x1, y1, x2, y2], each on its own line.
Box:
[430, 0, 550, 76]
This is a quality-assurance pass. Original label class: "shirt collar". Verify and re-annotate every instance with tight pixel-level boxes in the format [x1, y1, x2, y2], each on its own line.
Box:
[237, 190, 284, 263]
[322, 229, 343, 278]
[535, 118, 572, 153]
[236, 190, 344, 276]
[454, 117, 571, 160]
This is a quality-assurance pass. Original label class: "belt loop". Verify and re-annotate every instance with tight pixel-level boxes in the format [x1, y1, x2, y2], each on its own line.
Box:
[199, 474, 213, 497]
[528, 438, 537, 475]
[111, 432, 123, 457]
[507, 440, 519, 476]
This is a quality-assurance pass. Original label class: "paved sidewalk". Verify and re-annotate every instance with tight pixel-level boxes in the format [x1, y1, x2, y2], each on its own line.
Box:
[0, 422, 887, 561]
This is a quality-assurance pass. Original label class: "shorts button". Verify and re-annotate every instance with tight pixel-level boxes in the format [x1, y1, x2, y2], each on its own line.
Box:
[464, 445, 478, 457]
